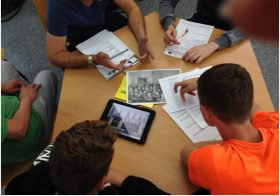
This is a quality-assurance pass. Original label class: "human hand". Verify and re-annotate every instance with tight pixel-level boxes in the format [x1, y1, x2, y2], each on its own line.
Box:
[105, 168, 128, 187]
[182, 42, 219, 64]
[95, 52, 126, 71]
[138, 38, 155, 62]
[1, 79, 25, 94]
[164, 24, 180, 45]
[19, 84, 41, 103]
[174, 78, 198, 102]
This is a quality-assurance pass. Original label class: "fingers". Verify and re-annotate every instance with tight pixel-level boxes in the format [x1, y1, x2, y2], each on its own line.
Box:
[195, 57, 203, 64]
[183, 49, 196, 62]
[15, 80, 25, 86]
[187, 91, 196, 96]
[34, 84, 42, 91]
[107, 59, 125, 71]
[180, 88, 186, 102]
[165, 32, 179, 45]
[148, 50, 155, 60]
[174, 81, 187, 93]
[139, 53, 148, 62]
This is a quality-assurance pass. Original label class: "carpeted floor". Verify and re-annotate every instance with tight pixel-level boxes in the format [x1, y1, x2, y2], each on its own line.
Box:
[1, 0, 279, 111]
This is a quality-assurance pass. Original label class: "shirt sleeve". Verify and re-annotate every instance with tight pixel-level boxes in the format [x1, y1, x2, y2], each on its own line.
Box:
[47, 0, 69, 36]
[252, 112, 279, 129]
[188, 145, 218, 190]
[214, 27, 247, 49]
[1, 117, 8, 142]
[159, 0, 179, 30]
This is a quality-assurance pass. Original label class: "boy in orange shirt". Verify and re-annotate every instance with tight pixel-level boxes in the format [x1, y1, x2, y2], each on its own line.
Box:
[174, 64, 279, 194]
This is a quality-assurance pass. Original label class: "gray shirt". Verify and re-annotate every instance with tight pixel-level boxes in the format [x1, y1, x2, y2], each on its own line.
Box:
[159, 0, 247, 49]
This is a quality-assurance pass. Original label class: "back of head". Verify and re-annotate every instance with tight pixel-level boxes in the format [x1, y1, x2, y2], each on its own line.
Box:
[198, 64, 253, 123]
[49, 120, 117, 194]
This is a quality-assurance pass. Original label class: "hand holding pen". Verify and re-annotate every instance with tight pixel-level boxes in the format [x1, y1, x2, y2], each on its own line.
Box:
[181, 28, 189, 37]
[164, 24, 180, 45]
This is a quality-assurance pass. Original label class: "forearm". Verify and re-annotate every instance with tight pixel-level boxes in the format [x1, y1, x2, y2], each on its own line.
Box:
[106, 168, 128, 187]
[7, 99, 32, 139]
[159, 0, 178, 30]
[214, 27, 248, 49]
[48, 50, 89, 68]
[127, 6, 147, 43]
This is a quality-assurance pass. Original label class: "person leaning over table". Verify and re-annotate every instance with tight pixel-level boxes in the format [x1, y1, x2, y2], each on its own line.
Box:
[1, 61, 57, 165]
[159, 0, 247, 64]
[46, 0, 154, 70]
[174, 64, 279, 194]
[5, 120, 169, 194]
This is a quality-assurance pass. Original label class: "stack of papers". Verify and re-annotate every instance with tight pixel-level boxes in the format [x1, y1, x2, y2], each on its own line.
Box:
[159, 67, 221, 142]
[76, 29, 139, 80]
[164, 19, 214, 58]
[114, 76, 153, 108]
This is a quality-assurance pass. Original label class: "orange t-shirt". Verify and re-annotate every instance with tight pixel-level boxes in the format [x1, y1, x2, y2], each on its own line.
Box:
[188, 112, 279, 194]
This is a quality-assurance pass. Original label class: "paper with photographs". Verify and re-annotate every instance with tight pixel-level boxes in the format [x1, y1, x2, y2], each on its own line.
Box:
[126, 69, 181, 105]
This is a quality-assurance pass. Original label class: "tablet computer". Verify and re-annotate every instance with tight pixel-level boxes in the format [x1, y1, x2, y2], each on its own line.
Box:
[100, 99, 155, 144]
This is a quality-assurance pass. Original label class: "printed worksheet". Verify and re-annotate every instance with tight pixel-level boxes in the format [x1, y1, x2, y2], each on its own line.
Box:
[186, 105, 208, 129]
[76, 29, 138, 80]
[162, 105, 221, 143]
[159, 67, 211, 113]
[164, 19, 214, 58]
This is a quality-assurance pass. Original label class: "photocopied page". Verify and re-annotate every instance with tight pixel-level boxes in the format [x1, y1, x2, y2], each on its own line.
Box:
[126, 69, 181, 105]
[186, 105, 208, 129]
[162, 105, 221, 143]
[76, 29, 139, 80]
[159, 67, 211, 113]
[114, 76, 153, 108]
[164, 19, 214, 58]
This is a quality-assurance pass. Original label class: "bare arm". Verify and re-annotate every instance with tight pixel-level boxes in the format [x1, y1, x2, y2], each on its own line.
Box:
[46, 33, 88, 68]
[180, 140, 221, 167]
[7, 99, 32, 139]
[46, 33, 126, 70]
[114, 0, 154, 60]
[6, 84, 41, 139]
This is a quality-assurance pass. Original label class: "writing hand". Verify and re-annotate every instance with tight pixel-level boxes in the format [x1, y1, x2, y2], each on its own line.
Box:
[164, 24, 180, 45]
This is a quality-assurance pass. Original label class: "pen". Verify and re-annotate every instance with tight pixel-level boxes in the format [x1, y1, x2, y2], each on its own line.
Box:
[181, 28, 189, 37]
[109, 49, 129, 60]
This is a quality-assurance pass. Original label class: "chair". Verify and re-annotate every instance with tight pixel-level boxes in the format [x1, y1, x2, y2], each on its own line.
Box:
[32, 0, 47, 31]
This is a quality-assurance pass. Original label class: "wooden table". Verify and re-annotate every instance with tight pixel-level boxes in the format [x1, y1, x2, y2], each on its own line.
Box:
[2, 12, 274, 193]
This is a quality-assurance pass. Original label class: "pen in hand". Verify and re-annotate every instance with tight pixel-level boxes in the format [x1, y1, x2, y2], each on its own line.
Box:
[181, 28, 189, 37]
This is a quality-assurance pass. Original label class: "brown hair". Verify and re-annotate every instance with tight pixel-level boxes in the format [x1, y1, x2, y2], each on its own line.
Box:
[198, 64, 253, 123]
[49, 120, 117, 194]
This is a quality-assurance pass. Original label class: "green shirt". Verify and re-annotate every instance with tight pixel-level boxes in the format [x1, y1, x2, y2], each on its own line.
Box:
[1, 96, 45, 165]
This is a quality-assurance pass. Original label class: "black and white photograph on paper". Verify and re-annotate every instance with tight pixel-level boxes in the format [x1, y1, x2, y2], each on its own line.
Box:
[126, 69, 181, 104]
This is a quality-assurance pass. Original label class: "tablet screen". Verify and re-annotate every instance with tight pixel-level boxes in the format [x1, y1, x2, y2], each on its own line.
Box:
[105, 103, 151, 140]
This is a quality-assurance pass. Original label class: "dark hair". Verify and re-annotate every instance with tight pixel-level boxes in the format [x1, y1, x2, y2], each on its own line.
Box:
[49, 120, 117, 194]
[198, 64, 253, 123]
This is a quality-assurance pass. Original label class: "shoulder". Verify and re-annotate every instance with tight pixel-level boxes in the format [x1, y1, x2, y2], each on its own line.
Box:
[252, 112, 279, 129]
